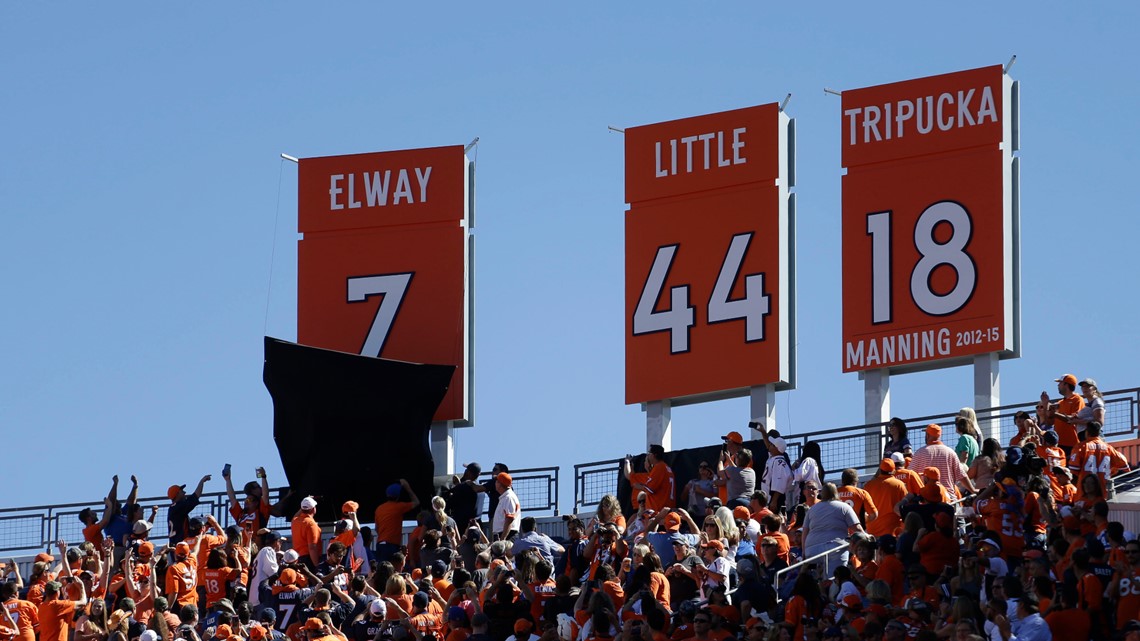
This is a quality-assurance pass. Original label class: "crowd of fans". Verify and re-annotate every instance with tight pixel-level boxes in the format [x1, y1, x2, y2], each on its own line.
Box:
[2, 375, 1137, 641]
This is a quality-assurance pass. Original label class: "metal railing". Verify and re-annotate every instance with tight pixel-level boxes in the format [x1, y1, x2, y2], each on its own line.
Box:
[2, 466, 562, 558]
[572, 388, 1140, 511]
[476, 466, 560, 517]
[573, 458, 622, 515]
[0, 489, 293, 557]
[773, 540, 849, 598]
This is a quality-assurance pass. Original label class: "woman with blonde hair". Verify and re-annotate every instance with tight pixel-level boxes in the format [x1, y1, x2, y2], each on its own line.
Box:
[957, 408, 983, 441]
[429, 496, 461, 548]
[712, 506, 740, 555]
[591, 495, 626, 535]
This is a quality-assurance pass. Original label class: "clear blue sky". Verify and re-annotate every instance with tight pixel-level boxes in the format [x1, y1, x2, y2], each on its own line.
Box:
[3, 4, 1138, 510]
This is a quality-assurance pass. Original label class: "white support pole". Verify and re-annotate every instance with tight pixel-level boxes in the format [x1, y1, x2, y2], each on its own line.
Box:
[750, 385, 777, 438]
[646, 400, 672, 451]
[974, 353, 1001, 441]
[864, 369, 890, 471]
[431, 421, 456, 478]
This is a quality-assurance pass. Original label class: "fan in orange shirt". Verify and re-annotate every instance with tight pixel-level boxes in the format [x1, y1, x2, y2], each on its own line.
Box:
[1045, 375, 1085, 452]
[889, 454, 923, 495]
[165, 540, 203, 608]
[201, 548, 241, 608]
[864, 460, 907, 537]
[836, 469, 878, 527]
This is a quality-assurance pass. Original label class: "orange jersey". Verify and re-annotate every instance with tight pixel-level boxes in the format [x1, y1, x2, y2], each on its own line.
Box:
[1070, 438, 1129, 488]
[528, 579, 557, 622]
[230, 501, 271, 538]
[876, 555, 905, 606]
[628, 472, 650, 508]
[1115, 567, 1140, 630]
[165, 557, 199, 607]
[893, 468, 923, 495]
[202, 566, 240, 606]
[836, 485, 877, 523]
[3, 599, 38, 641]
[187, 533, 227, 582]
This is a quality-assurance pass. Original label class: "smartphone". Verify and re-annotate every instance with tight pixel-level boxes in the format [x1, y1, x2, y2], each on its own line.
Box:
[223, 463, 232, 477]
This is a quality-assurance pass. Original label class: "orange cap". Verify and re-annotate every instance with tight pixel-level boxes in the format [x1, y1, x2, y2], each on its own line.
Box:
[722, 431, 744, 444]
[663, 512, 682, 532]
[925, 424, 942, 439]
[304, 618, 325, 631]
[922, 467, 941, 481]
[174, 542, 190, 556]
[215, 625, 234, 639]
[138, 542, 155, 557]
[732, 506, 751, 521]
[167, 484, 185, 501]
[279, 568, 298, 586]
[879, 459, 896, 473]
[514, 619, 533, 635]
[341, 501, 359, 514]
[704, 540, 725, 551]
[1055, 374, 1078, 387]
[496, 472, 512, 488]
[248, 625, 267, 641]
[34, 552, 55, 564]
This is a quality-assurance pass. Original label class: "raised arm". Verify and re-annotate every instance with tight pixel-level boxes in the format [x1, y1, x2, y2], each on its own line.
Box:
[192, 474, 212, 499]
[125, 475, 139, 506]
[400, 479, 421, 511]
[223, 465, 240, 506]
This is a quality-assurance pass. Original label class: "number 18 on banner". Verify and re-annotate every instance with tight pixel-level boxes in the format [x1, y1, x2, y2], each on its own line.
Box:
[625, 104, 795, 406]
[841, 65, 1020, 374]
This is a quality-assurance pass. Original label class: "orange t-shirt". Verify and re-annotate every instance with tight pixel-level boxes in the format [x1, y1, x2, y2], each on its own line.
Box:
[1053, 394, 1085, 447]
[291, 515, 322, 559]
[876, 555, 905, 606]
[82, 523, 103, 546]
[3, 599, 37, 641]
[1045, 609, 1089, 640]
[864, 476, 907, 537]
[644, 462, 676, 512]
[784, 595, 807, 641]
[527, 579, 556, 622]
[649, 572, 671, 612]
[1023, 492, 1048, 535]
[445, 629, 470, 641]
[373, 501, 414, 545]
[35, 599, 76, 641]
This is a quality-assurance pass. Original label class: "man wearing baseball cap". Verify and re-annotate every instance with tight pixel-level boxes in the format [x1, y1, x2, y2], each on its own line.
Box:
[909, 424, 975, 497]
[292, 497, 322, 570]
[863, 460, 907, 537]
[1043, 374, 1085, 456]
[492, 472, 521, 540]
[166, 474, 212, 548]
[373, 478, 420, 563]
[37, 578, 87, 641]
[889, 453, 923, 495]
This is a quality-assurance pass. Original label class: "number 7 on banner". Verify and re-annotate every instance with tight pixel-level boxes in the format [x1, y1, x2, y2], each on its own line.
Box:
[347, 273, 414, 357]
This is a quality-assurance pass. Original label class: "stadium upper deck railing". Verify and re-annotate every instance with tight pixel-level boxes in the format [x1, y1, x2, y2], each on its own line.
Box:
[0, 465, 560, 557]
[5, 388, 1138, 555]
[571, 386, 1140, 514]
